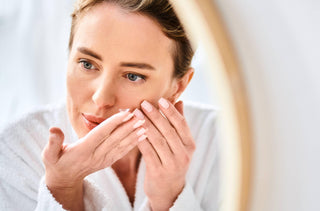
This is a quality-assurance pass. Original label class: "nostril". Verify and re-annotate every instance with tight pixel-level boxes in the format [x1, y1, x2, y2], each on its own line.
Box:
[92, 90, 116, 108]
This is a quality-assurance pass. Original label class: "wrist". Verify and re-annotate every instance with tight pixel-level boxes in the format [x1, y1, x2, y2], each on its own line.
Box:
[148, 196, 177, 211]
[148, 182, 185, 211]
[46, 179, 84, 211]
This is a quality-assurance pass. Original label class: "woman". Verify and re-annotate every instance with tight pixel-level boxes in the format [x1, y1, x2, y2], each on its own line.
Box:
[0, 0, 220, 210]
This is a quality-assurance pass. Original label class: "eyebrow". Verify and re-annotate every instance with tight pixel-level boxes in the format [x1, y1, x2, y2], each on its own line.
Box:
[77, 47, 103, 61]
[120, 62, 156, 71]
[77, 46, 155, 70]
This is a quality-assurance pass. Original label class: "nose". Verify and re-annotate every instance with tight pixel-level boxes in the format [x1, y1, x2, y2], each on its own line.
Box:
[92, 78, 116, 108]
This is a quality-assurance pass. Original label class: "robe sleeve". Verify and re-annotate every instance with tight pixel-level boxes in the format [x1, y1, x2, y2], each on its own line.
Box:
[0, 111, 114, 211]
[35, 177, 113, 211]
[138, 183, 204, 211]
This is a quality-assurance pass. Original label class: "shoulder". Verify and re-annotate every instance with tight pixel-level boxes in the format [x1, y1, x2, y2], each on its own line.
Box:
[184, 101, 219, 136]
[183, 101, 221, 161]
[183, 101, 222, 202]
[184, 101, 219, 119]
[0, 104, 67, 199]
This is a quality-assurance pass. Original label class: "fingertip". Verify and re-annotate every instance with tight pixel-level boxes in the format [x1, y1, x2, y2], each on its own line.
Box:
[49, 126, 64, 136]
[49, 127, 60, 133]
[158, 98, 169, 109]
[49, 127, 65, 144]
[133, 108, 145, 120]
[138, 134, 147, 142]
[44, 128, 65, 163]
[122, 112, 134, 122]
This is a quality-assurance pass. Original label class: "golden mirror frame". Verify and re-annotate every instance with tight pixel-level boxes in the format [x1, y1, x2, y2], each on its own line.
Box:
[170, 1, 252, 211]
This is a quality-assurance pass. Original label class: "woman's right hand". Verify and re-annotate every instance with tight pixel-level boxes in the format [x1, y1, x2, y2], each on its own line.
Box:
[41, 110, 146, 210]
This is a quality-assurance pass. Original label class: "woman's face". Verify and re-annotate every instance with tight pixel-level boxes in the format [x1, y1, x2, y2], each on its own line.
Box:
[67, 3, 181, 138]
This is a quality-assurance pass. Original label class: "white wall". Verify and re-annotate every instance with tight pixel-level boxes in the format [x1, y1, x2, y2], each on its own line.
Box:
[0, 0, 215, 130]
[3, 1, 318, 210]
[0, 0, 73, 129]
[214, 0, 320, 210]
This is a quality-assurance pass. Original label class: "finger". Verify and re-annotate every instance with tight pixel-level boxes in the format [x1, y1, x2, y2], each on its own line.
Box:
[81, 110, 134, 150]
[98, 126, 146, 168]
[42, 127, 65, 164]
[174, 101, 184, 115]
[140, 100, 185, 154]
[158, 98, 195, 150]
[134, 109, 174, 165]
[138, 138, 162, 169]
[93, 117, 145, 160]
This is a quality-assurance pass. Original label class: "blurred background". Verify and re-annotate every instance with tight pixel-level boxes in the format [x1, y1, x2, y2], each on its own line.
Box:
[1, 0, 320, 211]
[0, 0, 216, 130]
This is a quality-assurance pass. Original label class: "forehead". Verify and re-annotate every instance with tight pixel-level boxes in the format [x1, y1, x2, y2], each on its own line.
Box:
[72, 2, 175, 69]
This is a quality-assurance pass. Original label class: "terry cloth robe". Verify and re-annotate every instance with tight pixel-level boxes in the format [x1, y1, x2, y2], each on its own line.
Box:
[0, 102, 221, 211]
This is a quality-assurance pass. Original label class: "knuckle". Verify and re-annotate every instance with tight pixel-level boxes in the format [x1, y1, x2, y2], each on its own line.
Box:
[167, 127, 177, 135]
[41, 150, 48, 162]
[189, 141, 196, 152]
[152, 113, 162, 122]
[115, 143, 122, 151]
[157, 137, 167, 147]
[41, 147, 53, 163]
[177, 115, 187, 125]
[167, 107, 176, 116]
[178, 153, 190, 166]
[183, 154, 191, 164]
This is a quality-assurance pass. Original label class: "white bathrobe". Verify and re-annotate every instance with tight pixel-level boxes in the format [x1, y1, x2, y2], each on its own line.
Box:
[0, 102, 221, 211]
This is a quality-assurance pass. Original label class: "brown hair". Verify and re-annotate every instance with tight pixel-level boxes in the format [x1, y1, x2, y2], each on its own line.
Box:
[69, 0, 194, 78]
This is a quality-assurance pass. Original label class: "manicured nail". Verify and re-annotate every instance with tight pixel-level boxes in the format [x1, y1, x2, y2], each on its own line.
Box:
[141, 101, 153, 112]
[133, 108, 144, 120]
[138, 134, 147, 142]
[133, 119, 145, 129]
[122, 113, 134, 122]
[119, 108, 130, 112]
[159, 98, 169, 109]
[136, 128, 146, 136]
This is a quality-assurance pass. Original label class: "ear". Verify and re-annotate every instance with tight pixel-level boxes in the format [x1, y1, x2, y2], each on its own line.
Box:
[168, 68, 194, 103]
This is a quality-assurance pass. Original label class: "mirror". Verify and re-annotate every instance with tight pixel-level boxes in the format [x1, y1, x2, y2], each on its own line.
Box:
[0, 0, 251, 210]
[170, 1, 251, 211]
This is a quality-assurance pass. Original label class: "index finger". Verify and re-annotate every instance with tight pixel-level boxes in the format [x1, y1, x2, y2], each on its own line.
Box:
[79, 110, 134, 149]
[158, 98, 195, 148]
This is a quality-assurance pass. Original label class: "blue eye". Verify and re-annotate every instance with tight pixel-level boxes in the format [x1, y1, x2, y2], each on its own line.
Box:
[127, 73, 145, 82]
[79, 60, 96, 70]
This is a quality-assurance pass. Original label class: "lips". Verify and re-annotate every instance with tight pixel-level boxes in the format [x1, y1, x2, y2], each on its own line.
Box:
[82, 113, 107, 130]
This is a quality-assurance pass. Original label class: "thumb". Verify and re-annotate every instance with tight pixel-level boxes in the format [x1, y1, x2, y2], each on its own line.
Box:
[174, 100, 184, 116]
[42, 127, 65, 164]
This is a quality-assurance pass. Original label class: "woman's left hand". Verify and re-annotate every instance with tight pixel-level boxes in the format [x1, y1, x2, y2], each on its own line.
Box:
[135, 98, 196, 211]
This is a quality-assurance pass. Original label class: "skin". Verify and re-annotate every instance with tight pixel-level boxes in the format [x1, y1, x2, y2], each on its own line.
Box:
[42, 2, 195, 211]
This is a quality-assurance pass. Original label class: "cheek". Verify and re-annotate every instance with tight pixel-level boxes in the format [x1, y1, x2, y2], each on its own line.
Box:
[117, 78, 171, 109]
[66, 68, 92, 106]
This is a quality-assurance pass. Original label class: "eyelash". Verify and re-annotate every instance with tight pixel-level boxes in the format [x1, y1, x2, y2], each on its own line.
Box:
[79, 59, 98, 71]
[125, 72, 146, 82]
[78, 59, 147, 83]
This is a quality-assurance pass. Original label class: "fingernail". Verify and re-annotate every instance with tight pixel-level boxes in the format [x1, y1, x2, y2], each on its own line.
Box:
[122, 113, 134, 122]
[138, 134, 147, 142]
[136, 128, 146, 136]
[133, 119, 145, 129]
[133, 108, 144, 120]
[159, 98, 169, 109]
[141, 101, 153, 112]
[119, 108, 130, 112]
